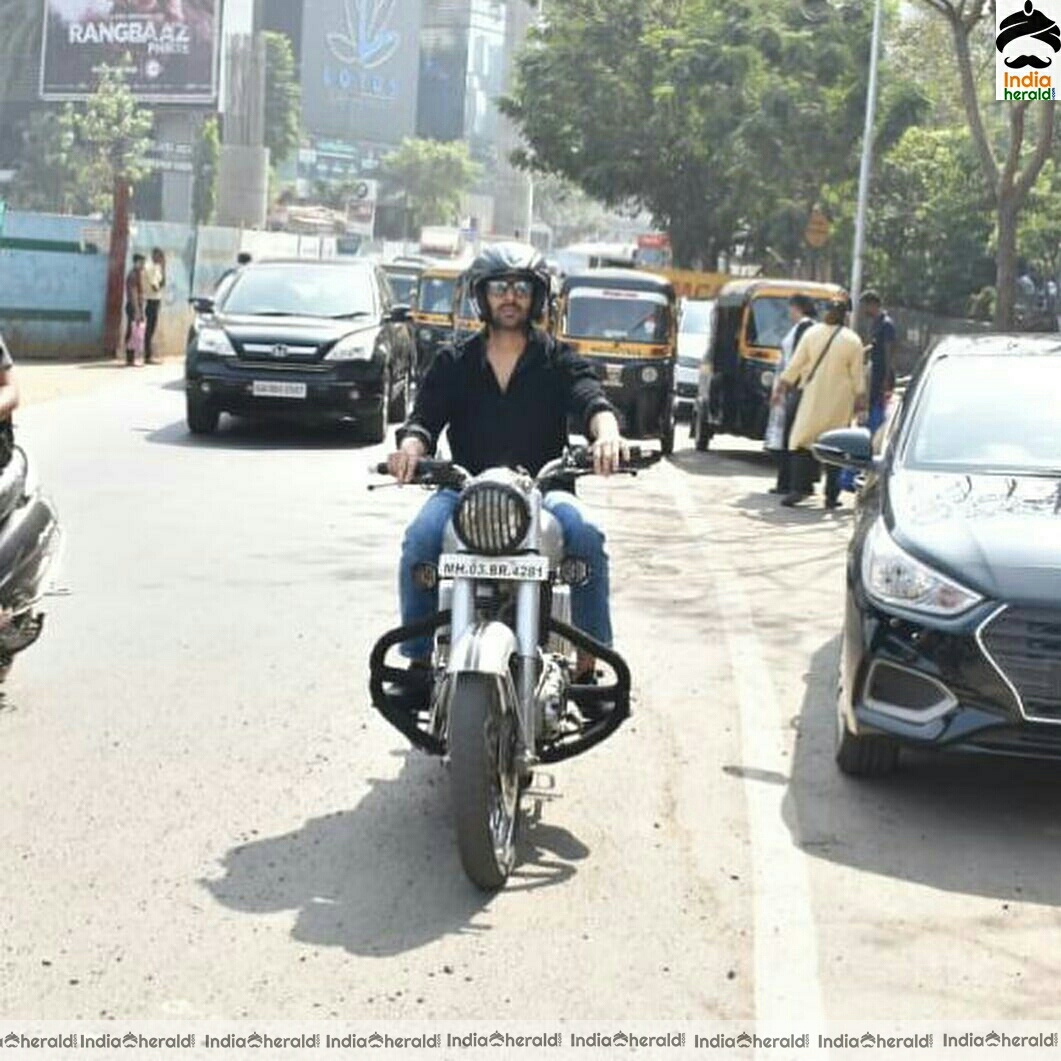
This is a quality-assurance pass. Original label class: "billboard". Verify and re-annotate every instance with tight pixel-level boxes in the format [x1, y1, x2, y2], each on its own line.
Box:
[39, 0, 219, 103]
[300, 0, 422, 145]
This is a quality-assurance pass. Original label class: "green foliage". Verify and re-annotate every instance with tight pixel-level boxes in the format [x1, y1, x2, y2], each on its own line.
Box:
[10, 65, 153, 215]
[263, 32, 301, 166]
[862, 126, 995, 315]
[501, 0, 924, 268]
[193, 116, 220, 225]
[381, 138, 482, 234]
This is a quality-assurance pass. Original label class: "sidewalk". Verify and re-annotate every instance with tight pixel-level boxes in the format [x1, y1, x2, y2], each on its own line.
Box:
[16, 355, 179, 408]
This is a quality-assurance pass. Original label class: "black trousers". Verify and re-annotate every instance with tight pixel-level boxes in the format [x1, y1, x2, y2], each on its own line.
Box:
[774, 392, 798, 493]
[145, 300, 161, 359]
[124, 301, 139, 362]
[791, 448, 839, 503]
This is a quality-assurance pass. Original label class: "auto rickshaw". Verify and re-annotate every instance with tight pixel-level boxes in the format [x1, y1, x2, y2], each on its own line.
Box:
[691, 278, 846, 451]
[381, 261, 423, 311]
[555, 269, 678, 454]
[451, 272, 481, 347]
[411, 263, 462, 379]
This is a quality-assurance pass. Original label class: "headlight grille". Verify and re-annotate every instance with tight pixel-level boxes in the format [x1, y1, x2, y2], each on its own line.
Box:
[454, 483, 530, 556]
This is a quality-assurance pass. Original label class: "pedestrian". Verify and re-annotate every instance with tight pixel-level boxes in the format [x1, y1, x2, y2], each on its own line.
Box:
[144, 247, 166, 364]
[766, 294, 817, 495]
[859, 290, 896, 434]
[124, 254, 147, 366]
[776, 296, 866, 509]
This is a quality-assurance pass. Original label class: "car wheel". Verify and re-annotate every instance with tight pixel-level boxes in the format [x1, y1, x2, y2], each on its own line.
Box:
[186, 394, 219, 435]
[362, 395, 387, 444]
[834, 654, 898, 777]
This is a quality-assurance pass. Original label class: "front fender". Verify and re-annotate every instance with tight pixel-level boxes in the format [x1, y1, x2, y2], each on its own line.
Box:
[447, 621, 518, 678]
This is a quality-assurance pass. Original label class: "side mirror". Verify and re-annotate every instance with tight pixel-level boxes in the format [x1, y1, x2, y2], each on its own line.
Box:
[388, 304, 411, 323]
[812, 427, 876, 471]
[190, 296, 215, 315]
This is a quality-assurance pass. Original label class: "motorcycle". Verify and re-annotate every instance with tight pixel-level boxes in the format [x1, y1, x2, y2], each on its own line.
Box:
[369, 445, 657, 890]
[0, 445, 61, 683]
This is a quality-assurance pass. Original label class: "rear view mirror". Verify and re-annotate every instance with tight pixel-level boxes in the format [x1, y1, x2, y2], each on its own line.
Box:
[190, 296, 215, 315]
[812, 427, 875, 471]
[388, 305, 411, 323]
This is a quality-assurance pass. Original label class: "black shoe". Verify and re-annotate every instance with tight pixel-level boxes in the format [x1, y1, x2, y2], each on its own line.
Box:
[824, 497, 841, 509]
[768, 486, 783, 494]
[780, 492, 810, 507]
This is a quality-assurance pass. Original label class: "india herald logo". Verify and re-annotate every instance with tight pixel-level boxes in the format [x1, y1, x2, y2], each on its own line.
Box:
[327, 0, 400, 70]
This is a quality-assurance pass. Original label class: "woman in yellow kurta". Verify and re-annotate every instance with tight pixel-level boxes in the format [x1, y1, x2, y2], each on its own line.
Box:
[778, 299, 866, 508]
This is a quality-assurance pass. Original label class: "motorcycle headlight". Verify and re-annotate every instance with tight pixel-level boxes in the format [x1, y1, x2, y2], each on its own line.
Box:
[196, 326, 236, 357]
[325, 333, 374, 361]
[861, 518, 982, 617]
[454, 483, 531, 556]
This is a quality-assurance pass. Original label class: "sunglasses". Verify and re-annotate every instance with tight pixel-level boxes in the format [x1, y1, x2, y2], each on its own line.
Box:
[485, 278, 533, 298]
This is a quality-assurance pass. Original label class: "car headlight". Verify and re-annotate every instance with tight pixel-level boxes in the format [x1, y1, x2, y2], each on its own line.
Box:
[761, 370, 775, 388]
[861, 518, 982, 617]
[641, 366, 659, 383]
[195, 326, 236, 357]
[325, 334, 374, 361]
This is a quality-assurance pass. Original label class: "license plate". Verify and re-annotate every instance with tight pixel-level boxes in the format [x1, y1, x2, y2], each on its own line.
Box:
[252, 380, 307, 399]
[439, 554, 549, 581]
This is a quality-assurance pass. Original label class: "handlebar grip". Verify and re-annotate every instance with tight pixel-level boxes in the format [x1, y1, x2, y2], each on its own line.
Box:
[374, 462, 390, 475]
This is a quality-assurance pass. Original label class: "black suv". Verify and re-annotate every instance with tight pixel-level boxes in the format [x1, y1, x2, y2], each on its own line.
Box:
[185, 259, 414, 442]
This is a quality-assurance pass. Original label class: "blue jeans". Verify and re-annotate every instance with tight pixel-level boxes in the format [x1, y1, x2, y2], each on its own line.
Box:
[398, 489, 613, 658]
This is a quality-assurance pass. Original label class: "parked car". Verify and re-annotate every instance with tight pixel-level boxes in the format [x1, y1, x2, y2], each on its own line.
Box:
[185, 259, 414, 443]
[815, 334, 1061, 776]
[675, 298, 714, 419]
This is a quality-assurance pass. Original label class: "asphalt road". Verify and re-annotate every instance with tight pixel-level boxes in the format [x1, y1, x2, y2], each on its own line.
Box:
[2, 365, 1060, 1022]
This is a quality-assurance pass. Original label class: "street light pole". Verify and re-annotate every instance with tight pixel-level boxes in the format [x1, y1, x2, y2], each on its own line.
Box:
[849, 0, 884, 323]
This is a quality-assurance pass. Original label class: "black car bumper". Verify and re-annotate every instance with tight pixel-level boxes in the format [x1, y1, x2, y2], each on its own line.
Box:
[843, 592, 1061, 759]
[186, 356, 386, 423]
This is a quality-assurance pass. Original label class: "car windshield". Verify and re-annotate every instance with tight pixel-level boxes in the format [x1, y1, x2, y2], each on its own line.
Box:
[419, 277, 456, 314]
[904, 354, 1061, 474]
[221, 265, 375, 318]
[746, 296, 794, 348]
[680, 300, 714, 334]
[564, 291, 670, 343]
[386, 273, 419, 305]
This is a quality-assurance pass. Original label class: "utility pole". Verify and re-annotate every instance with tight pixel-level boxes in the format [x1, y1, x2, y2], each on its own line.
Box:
[849, 0, 883, 323]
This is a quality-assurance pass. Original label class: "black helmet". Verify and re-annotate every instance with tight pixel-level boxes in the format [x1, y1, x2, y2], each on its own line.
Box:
[468, 242, 551, 324]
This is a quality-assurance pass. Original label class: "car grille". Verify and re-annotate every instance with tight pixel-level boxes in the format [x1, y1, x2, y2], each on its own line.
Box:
[240, 342, 321, 361]
[980, 607, 1061, 722]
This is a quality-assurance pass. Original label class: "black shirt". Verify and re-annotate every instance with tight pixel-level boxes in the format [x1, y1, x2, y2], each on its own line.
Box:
[869, 311, 896, 405]
[397, 328, 614, 476]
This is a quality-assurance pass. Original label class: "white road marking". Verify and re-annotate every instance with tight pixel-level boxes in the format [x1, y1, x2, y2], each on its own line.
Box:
[659, 459, 825, 1025]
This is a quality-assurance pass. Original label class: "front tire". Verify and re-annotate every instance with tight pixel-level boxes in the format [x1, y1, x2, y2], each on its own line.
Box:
[362, 394, 387, 444]
[449, 673, 520, 890]
[186, 394, 219, 435]
[835, 652, 898, 777]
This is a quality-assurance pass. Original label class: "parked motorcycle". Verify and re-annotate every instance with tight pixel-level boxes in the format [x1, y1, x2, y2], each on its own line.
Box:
[0, 445, 61, 682]
[369, 445, 657, 890]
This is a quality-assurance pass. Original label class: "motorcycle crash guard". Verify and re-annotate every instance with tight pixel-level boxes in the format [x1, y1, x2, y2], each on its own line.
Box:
[0, 494, 60, 613]
[369, 611, 633, 763]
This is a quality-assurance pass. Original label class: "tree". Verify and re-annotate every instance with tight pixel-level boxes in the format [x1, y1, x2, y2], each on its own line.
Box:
[263, 32, 301, 167]
[915, 0, 1056, 328]
[381, 138, 481, 236]
[72, 65, 154, 355]
[193, 116, 220, 225]
[501, 0, 920, 269]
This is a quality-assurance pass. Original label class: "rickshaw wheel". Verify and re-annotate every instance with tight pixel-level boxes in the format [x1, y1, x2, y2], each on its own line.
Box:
[692, 404, 711, 452]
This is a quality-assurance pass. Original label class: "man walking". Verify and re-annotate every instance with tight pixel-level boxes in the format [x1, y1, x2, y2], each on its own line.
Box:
[861, 290, 896, 434]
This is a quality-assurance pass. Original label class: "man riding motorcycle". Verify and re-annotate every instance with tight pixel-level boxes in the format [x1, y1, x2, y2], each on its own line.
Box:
[387, 243, 627, 684]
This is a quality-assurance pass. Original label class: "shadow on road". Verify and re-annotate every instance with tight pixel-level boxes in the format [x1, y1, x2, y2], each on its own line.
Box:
[144, 417, 386, 452]
[201, 751, 588, 956]
[731, 489, 856, 528]
[667, 446, 775, 479]
[782, 636, 1061, 905]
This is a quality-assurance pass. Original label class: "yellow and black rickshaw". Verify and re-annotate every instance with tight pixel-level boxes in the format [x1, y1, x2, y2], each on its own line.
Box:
[691, 278, 846, 451]
[411, 263, 462, 379]
[450, 271, 481, 347]
[556, 269, 678, 454]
